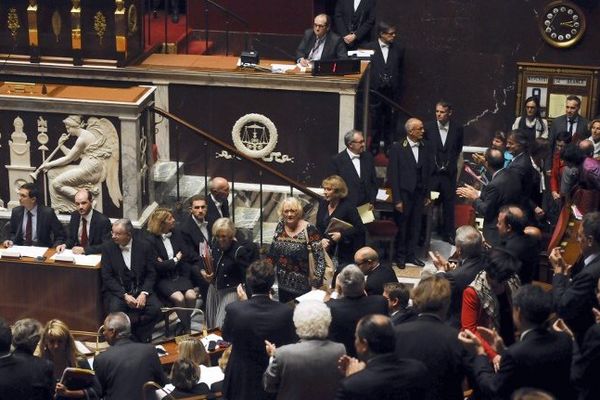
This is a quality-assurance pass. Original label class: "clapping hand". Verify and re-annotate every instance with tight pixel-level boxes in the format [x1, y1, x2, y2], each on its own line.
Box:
[265, 340, 276, 357]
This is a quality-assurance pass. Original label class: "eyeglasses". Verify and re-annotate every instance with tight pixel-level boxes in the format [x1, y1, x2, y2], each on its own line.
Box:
[383, 31, 396, 36]
[314, 23, 327, 28]
[351, 139, 365, 144]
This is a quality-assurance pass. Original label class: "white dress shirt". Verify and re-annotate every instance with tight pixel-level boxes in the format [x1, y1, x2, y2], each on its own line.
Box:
[120, 239, 133, 270]
[21, 205, 38, 242]
[194, 217, 210, 241]
[79, 212, 92, 243]
[354, 0, 362, 11]
[407, 137, 420, 163]
[161, 233, 175, 260]
[378, 39, 389, 63]
[346, 148, 361, 178]
[437, 122, 449, 147]
[210, 193, 224, 218]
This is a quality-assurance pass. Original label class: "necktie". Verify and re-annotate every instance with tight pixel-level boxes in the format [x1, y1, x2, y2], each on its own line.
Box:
[568, 118, 575, 135]
[80, 217, 88, 247]
[25, 211, 32, 245]
[162, 232, 172, 240]
[308, 38, 323, 60]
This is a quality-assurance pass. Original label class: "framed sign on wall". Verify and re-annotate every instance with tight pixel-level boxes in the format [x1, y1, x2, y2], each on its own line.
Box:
[515, 62, 599, 123]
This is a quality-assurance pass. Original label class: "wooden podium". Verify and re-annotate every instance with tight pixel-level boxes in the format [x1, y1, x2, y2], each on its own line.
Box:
[0, 0, 144, 66]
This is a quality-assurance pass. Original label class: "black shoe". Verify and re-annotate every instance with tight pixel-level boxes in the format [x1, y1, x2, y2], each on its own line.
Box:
[406, 257, 425, 267]
[393, 259, 406, 269]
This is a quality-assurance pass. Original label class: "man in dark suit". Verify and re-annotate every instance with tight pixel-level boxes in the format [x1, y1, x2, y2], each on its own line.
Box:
[395, 276, 473, 400]
[459, 284, 573, 399]
[551, 211, 600, 344]
[355, 246, 397, 296]
[497, 205, 540, 284]
[101, 219, 161, 342]
[425, 101, 464, 244]
[457, 148, 522, 246]
[327, 265, 388, 356]
[334, 0, 376, 49]
[329, 129, 378, 208]
[180, 194, 211, 304]
[3, 182, 65, 248]
[506, 129, 543, 221]
[388, 118, 433, 268]
[431, 225, 485, 328]
[94, 312, 167, 400]
[0, 318, 41, 399]
[383, 282, 416, 325]
[550, 95, 590, 159]
[10, 318, 53, 400]
[222, 260, 297, 400]
[364, 22, 404, 151]
[55, 189, 111, 255]
[336, 314, 429, 400]
[572, 314, 600, 400]
[207, 177, 230, 234]
[296, 14, 347, 67]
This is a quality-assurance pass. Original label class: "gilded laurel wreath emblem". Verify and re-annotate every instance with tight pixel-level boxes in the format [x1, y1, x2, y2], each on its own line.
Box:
[94, 11, 107, 44]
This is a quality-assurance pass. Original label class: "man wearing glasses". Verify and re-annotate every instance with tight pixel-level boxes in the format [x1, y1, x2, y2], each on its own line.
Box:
[296, 14, 347, 67]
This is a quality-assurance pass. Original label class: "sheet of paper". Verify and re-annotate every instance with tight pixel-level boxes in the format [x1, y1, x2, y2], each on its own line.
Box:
[295, 289, 327, 303]
[347, 49, 374, 57]
[50, 249, 101, 267]
[74, 340, 93, 355]
[430, 191, 440, 200]
[271, 64, 297, 73]
[357, 203, 375, 224]
[199, 365, 225, 386]
[0, 245, 48, 258]
[201, 333, 223, 350]
[376, 189, 389, 201]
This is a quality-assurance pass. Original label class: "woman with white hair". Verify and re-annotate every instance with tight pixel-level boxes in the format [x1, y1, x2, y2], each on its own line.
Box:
[263, 300, 346, 400]
[267, 197, 326, 303]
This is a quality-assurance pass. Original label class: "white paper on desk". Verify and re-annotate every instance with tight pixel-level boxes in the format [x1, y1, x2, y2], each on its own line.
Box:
[347, 49, 374, 57]
[50, 250, 101, 267]
[74, 340, 93, 356]
[295, 289, 327, 303]
[0, 245, 48, 258]
[271, 63, 297, 73]
[430, 191, 440, 200]
[200, 365, 225, 386]
[201, 333, 223, 350]
[357, 203, 375, 224]
[155, 345, 168, 357]
[376, 189, 389, 201]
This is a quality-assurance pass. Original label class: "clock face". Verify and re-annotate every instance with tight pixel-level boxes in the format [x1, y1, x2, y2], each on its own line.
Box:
[540, 1, 586, 48]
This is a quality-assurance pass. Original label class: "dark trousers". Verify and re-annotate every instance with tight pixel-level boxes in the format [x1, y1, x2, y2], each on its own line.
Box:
[393, 189, 425, 261]
[104, 293, 161, 342]
[369, 87, 397, 149]
[431, 172, 457, 239]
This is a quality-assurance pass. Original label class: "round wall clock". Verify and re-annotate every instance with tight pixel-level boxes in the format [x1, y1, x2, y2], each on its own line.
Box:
[539, 1, 586, 48]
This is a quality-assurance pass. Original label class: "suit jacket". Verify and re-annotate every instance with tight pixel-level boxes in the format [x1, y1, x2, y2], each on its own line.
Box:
[295, 30, 347, 61]
[572, 323, 600, 400]
[11, 350, 54, 400]
[9, 205, 65, 247]
[365, 264, 397, 296]
[145, 228, 194, 280]
[472, 328, 573, 400]
[316, 198, 365, 264]
[0, 353, 39, 400]
[207, 195, 229, 235]
[439, 255, 485, 329]
[65, 209, 111, 254]
[180, 214, 210, 259]
[327, 295, 388, 356]
[424, 120, 464, 178]
[505, 152, 540, 212]
[364, 40, 404, 95]
[473, 168, 522, 246]
[334, 0, 376, 46]
[100, 235, 157, 298]
[553, 255, 600, 344]
[329, 150, 378, 207]
[550, 114, 590, 149]
[335, 353, 429, 400]
[263, 339, 346, 400]
[94, 338, 167, 400]
[394, 314, 473, 400]
[500, 231, 540, 284]
[388, 139, 434, 204]
[222, 295, 297, 400]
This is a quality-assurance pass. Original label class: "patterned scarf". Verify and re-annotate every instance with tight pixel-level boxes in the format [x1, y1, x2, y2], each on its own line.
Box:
[469, 270, 521, 330]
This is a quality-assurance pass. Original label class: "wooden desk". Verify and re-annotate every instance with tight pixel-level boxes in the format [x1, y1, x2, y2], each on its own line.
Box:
[159, 330, 225, 367]
[0, 249, 103, 331]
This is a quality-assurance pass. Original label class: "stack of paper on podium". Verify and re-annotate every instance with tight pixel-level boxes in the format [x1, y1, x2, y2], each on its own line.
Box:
[50, 249, 101, 267]
[0, 245, 48, 258]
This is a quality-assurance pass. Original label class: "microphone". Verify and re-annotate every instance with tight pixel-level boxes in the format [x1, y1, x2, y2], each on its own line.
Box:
[251, 34, 297, 61]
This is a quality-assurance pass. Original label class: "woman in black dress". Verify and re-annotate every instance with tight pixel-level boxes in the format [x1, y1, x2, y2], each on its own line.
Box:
[147, 208, 197, 334]
[316, 175, 365, 266]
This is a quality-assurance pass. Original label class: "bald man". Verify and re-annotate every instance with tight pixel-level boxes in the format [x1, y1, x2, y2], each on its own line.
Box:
[207, 177, 230, 233]
[354, 247, 397, 296]
[387, 118, 434, 268]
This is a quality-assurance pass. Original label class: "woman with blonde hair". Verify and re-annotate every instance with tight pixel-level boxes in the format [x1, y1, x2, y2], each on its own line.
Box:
[37, 319, 100, 399]
[147, 207, 197, 334]
[267, 197, 326, 303]
[316, 175, 364, 266]
[177, 337, 210, 366]
[200, 217, 254, 328]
